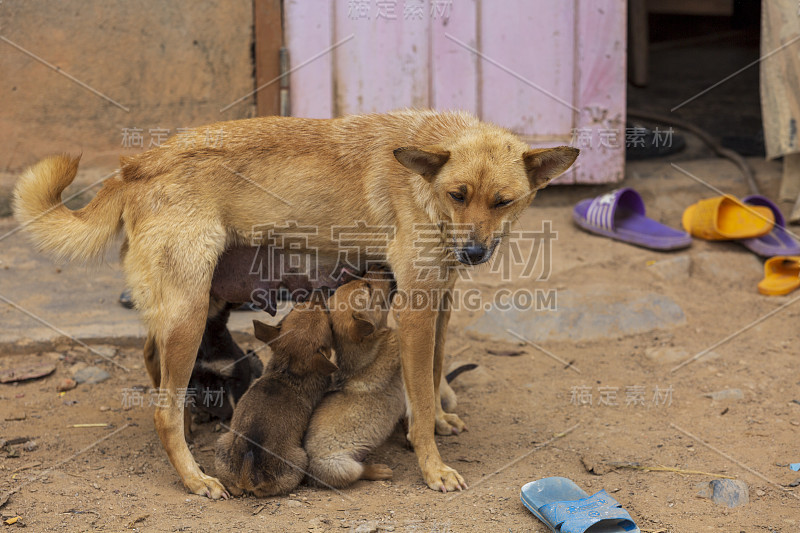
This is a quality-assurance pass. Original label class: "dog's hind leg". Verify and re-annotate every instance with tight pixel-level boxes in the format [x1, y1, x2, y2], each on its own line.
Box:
[144, 332, 198, 439]
[130, 225, 229, 499]
[439, 377, 457, 412]
[143, 333, 160, 388]
[151, 289, 229, 499]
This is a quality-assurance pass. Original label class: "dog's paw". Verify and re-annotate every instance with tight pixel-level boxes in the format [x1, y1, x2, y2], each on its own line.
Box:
[423, 463, 467, 493]
[435, 411, 467, 435]
[362, 463, 393, 481]
[185, 472, 229, 500]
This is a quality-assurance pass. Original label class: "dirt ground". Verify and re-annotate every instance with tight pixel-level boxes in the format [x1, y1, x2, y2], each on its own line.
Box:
[2, 156, 800, 532]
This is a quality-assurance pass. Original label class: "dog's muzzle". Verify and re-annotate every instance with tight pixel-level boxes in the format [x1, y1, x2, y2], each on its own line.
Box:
[455, 240, 498, 266]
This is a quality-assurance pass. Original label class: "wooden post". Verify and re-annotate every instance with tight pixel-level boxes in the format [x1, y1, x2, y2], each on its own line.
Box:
[253, 0, 283, 116]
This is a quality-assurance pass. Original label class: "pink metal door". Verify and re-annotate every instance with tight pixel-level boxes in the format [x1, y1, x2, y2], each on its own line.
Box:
[285, 0, 626, 184]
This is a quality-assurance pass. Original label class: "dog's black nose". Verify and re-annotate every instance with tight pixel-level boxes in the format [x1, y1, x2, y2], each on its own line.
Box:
[462, 243, 487, 265]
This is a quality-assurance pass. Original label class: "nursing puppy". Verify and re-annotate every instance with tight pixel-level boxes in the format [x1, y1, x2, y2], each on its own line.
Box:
[214, 300, 336, 497]
[305, 270, 404, 488]
[187, 302, 263, 424]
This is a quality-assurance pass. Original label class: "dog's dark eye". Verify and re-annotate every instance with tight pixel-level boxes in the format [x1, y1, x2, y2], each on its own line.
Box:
[494, 199, 512, 208]
[449, 192, 465, 203]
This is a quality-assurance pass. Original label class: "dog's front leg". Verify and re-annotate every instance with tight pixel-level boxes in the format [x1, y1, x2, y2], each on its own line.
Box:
[396, 293, 467, 492]
[433, 291, 467, 435]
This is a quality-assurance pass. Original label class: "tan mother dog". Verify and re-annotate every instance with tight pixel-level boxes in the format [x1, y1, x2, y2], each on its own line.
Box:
[13, 110, 578, 498]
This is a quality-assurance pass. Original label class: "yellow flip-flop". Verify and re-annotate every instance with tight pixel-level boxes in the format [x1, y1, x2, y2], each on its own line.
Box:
[758, 256, 800, 296]
[682, 195, 774, 240]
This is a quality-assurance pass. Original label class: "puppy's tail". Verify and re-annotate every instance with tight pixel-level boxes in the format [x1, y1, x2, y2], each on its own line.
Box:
[445, 363, 478, 383]
[13, 154, 125, 263]
[239, 450, 260, 491]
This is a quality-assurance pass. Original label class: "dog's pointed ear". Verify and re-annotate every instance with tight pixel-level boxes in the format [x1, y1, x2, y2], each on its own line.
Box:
[393, 146, 450, 181]
[311, 348, 339, 375]
[352, 311, 376, 339]
[522, 146, 579, 190]
[253, 319, 281, 344]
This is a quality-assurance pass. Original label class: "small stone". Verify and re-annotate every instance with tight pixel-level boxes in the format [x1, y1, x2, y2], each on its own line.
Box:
[354, 522, 379, 533]
[696, 479, 749, 508]
[91, 345, 118, 359]
[756, 489, 766, 497]
[22, 440, 38, 452]
[56, 378, 77, 392]
[648, 255, 691, 281]
[581, 453, 616, 475]
[644, 346, 689, 364]
[92, 483, 100, 489]
[704, 389, 744, 401]
[284, 499, 302, 508]
[73, 366, 111, 384]
[69, 362, 88, 375]
[99, 406, 110, 412]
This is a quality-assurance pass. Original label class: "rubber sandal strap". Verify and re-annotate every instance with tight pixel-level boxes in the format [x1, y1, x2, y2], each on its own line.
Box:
[742, 195, 785, 227]
[584, 188, 645, 232]
[539, 491, 638, 533]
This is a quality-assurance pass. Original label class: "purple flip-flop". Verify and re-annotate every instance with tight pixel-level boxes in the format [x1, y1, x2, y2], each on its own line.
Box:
[739, 195, 800, 257]
[573, 188, 692, 251]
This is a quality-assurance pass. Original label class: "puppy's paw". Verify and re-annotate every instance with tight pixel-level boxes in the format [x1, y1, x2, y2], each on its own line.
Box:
[423, 463, 467, 493]
[185, 472, 229, 500]
[435, 411, 467, 436]
[362, 463, 393, 481]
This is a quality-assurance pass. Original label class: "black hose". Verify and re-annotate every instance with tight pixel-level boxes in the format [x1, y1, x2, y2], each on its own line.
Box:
[628, 108, 760, 195]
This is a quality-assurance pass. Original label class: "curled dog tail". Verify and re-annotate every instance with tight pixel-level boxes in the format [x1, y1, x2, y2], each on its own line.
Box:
[239, 450, 259, 491]
[13, 154, 125, 263]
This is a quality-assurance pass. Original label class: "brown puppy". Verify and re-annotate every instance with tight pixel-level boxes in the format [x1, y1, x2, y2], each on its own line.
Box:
[304, 270, 404, 488]
[214, 300, 336, 497]
[13, 110, 578, 496]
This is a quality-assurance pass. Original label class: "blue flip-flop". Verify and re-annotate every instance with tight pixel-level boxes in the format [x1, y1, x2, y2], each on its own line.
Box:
[573, 188, 691, 251]
[739, 195, 800, 257]
[521, 477, 640, 533]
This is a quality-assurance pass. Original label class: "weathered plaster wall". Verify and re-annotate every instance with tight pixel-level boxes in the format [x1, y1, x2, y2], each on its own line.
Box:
[0, 1, 254, 173]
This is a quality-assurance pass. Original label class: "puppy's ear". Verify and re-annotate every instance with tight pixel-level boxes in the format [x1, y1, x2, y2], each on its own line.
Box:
[522, 146, 579, 190]
[253, 320, 281, 344]
[311, 348, 339, 375]
[352, 311, 376, 339]
[393, 146, 450, 181]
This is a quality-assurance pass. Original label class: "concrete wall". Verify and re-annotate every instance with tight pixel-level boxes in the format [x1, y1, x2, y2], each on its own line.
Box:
[0, 1, 255, 174]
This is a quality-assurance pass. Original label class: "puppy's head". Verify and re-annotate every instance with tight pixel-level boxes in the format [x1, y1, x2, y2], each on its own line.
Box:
[252, 300, 337, 376]
[394, 130, 578, 266]
[328, 266, 395, 345]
